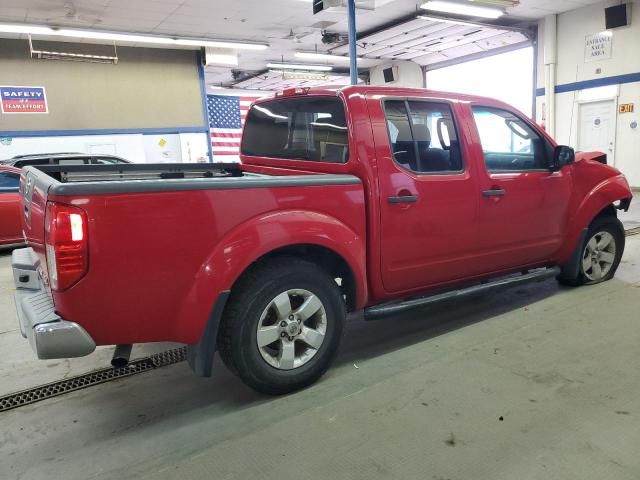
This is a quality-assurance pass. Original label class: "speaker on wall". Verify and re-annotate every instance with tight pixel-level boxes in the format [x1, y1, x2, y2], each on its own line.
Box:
[605, 4, 629, 29]
[382, 67, 396, 83]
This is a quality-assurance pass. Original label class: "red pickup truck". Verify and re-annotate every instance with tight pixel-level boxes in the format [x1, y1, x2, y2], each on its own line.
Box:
[13, 86, 632, 394]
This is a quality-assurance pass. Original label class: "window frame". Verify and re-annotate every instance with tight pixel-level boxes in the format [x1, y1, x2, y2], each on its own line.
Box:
[241, 95, 350, 164]
[382, 97, 465, 176]
[471, 104, 554, 174]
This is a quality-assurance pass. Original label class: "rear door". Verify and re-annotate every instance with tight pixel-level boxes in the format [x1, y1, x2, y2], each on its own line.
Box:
[371, 97, 480, 293]
[0, 171, 23, 244]
[470, 106, 571, 270]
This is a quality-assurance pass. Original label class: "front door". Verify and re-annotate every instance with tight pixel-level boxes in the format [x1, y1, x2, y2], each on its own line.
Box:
[471, 106, 571, 271]
[372, 98, 479, 294]
[578, 99, 615, 163]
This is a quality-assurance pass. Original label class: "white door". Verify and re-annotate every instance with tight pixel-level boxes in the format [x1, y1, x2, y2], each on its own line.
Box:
[578, 99, 615, 163]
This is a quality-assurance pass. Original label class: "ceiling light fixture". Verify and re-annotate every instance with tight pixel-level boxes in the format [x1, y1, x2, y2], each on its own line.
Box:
[0, 23, 269, 50]
[294, 51, 350, 62]
[420, 1, 504, 18]
[0, 24, 54, 35]
[417, 15, 488, 27]
[174, 39, 267, 50]
[266, 62, 333, 71]
[28, 35, 118, 64]
[204, 53, 238, 66]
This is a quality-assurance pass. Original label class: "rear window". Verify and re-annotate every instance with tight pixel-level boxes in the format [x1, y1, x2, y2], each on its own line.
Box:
[242, 96, 349, 163]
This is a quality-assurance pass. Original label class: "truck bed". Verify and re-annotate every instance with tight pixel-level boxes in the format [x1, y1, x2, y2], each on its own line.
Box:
[20, 163, 365, 347]
[29, 163, 359, 196]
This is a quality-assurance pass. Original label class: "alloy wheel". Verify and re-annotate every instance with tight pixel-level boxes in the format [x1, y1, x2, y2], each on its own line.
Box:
[256, 289, 327, 370]
[582, 231, 616, 282]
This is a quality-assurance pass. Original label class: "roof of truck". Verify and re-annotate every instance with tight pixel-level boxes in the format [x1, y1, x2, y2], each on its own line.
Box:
[262, 85, 516, 110]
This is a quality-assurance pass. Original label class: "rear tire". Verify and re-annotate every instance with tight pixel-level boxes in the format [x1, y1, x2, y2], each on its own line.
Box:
[559, 216, 624, 286]
[217, 256, 346, 395]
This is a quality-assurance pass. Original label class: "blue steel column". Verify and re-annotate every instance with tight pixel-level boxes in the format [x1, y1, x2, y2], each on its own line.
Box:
[347, 0, 358, 85]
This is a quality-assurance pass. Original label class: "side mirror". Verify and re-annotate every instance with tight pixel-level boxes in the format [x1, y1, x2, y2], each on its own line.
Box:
[551, 145, 575, 171]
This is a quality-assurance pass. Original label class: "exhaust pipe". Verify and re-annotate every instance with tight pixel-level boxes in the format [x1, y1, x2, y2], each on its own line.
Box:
[111, 344, 132, 368]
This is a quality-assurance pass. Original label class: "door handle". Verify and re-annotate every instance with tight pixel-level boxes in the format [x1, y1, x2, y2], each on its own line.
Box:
[482, 189, 506, 197]
[388, 195, 418, 204]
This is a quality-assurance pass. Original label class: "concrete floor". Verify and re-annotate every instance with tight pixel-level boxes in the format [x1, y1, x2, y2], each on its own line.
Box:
[1, 234, 640, 480]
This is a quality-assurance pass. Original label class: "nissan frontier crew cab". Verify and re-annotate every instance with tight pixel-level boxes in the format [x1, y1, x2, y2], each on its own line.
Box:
[13, 86, 632, 395]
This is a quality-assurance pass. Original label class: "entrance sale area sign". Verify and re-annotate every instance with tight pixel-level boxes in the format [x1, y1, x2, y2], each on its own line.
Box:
[0, 86, 48, 114]
[584, 32, 612, 62]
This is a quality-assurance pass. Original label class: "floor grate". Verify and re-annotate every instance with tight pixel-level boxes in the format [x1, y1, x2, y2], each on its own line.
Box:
[626, 226, 640, 237]
[0, 346, 186, 413]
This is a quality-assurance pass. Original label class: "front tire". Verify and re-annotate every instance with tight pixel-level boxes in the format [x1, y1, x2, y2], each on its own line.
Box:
[217, 256, 346, 395]
[561, 216, 625, 286]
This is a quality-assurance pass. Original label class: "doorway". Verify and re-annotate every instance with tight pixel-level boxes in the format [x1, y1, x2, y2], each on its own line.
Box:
[577, 99, 616, 163]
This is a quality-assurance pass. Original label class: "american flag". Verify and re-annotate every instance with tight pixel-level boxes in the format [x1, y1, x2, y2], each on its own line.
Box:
[207, 94, 261, 162]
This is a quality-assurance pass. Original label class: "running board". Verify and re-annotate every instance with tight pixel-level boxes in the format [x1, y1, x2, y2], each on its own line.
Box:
[364, 267, 561, 320]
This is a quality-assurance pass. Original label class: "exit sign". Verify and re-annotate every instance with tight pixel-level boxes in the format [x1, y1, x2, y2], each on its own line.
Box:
[619, 103, 634, 113]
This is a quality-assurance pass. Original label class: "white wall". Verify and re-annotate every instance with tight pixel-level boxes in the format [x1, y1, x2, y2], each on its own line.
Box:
[0, 133, 210, 163]
[537, 0, 640, 187]
[179, 133, 210, 163]
[369, 61, 424, 88]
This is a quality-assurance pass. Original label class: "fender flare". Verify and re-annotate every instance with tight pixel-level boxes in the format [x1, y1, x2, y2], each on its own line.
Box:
[179, 209, 367, 340]
[557, 174, 632, 265]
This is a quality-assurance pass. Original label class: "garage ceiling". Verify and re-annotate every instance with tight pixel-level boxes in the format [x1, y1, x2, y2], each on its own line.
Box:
[330, 17, 529, 66]
[230, 69, 363, 90]
[0, 0, 607, 88]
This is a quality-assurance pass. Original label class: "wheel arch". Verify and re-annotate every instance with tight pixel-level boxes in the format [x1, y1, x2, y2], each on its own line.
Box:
[558, 175, 632, 265]
[181, 209, 367, 377]
[231, 243, 360, 312]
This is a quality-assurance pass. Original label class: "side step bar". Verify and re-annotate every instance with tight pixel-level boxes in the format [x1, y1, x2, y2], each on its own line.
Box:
[364, 267, 561, 320]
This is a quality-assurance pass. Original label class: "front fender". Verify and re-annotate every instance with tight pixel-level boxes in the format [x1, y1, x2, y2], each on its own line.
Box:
[176, 210, 367, 343]
[558, 173, 632, 264]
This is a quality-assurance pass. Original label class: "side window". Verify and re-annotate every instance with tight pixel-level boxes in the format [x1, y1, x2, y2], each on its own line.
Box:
[385, 101, 417, 171]
[93, 157, 120, 164]
[384, 100, 463, 174]
[472, 106, 551, 172]
[0, 172, 19, 192]
[242, 97, 349, 163]
[57, 159, 88, 165]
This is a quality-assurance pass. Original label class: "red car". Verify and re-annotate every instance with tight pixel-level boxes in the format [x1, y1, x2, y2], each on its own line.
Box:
[13, 86, 633, 394]
[0, 164, 23, 247]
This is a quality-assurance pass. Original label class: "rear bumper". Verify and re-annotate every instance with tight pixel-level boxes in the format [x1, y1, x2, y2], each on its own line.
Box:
[12, 247, 95, 359]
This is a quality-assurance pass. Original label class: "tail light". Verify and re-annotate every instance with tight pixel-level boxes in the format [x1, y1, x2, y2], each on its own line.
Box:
[45, 202, 88, 291]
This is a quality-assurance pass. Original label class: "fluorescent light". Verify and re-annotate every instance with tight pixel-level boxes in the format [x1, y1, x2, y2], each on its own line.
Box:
[269, 70, 329, 80]
[266, 63, 332, 71]
[417, 15, 486, 27]
[420, 1, 504, 18]
[175, 39, 267, 50]
[205, 53, 238, 66]
[295, 51, 350, 62]
[57, 29, 172, 44]
[0, 23, 54, 35]
[0, 23, 269, 50]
